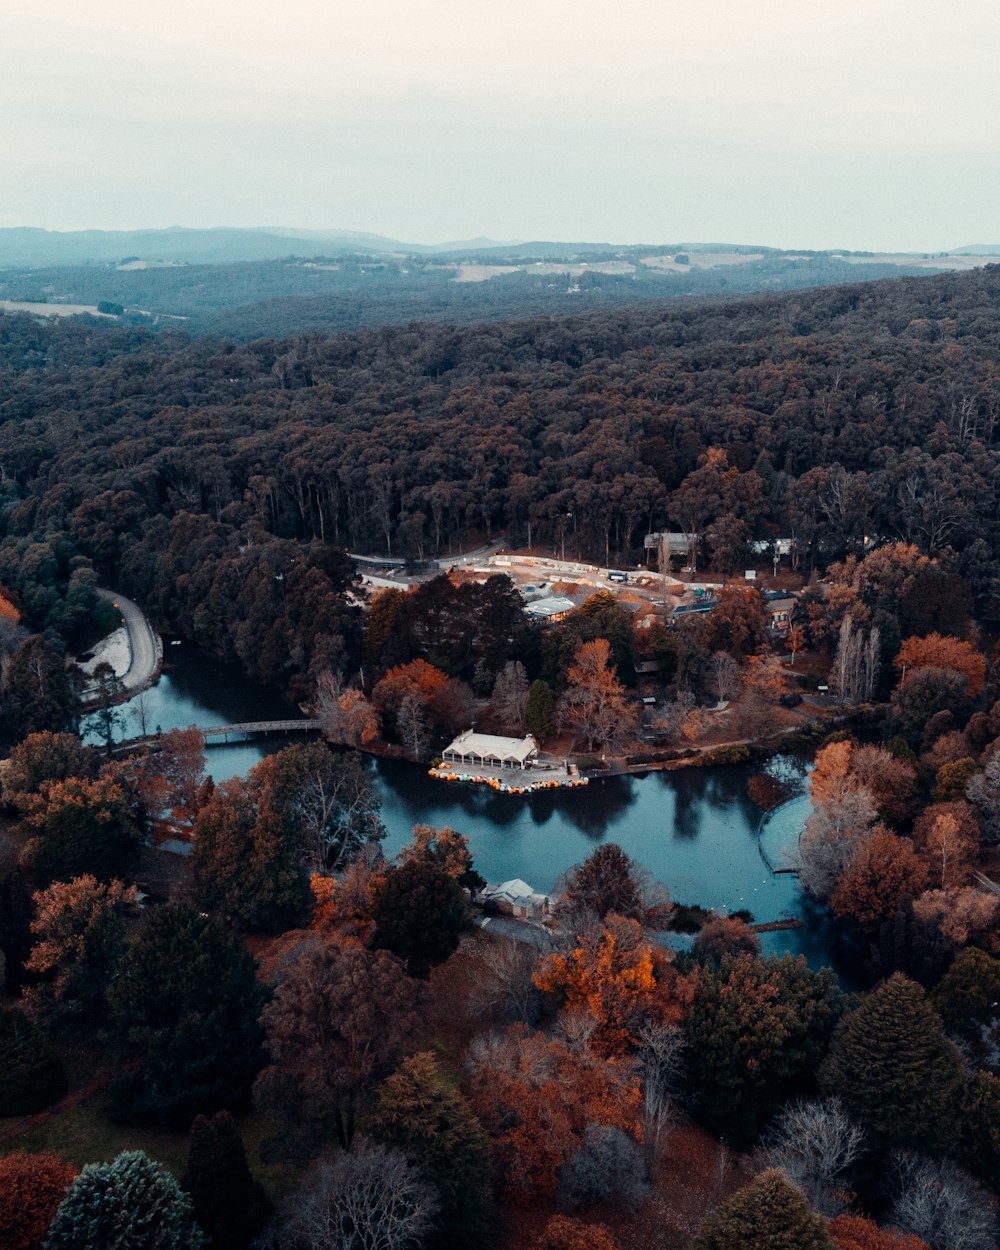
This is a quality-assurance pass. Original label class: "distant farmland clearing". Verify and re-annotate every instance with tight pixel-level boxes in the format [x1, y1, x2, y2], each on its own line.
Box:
[454, 261, 636, 282]
[0, 299, 114, 318]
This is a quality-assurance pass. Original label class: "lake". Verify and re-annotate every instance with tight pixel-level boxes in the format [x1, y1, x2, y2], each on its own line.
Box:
[83, 643, 845, 968]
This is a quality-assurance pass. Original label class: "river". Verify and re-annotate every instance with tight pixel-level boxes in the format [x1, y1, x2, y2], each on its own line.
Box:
[82, 643, 848, 971]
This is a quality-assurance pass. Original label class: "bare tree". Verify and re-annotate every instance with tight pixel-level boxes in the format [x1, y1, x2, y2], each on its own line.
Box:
[637, 1021, 685, 1179]
[556, 1124, 648, 1213]
[316, 670, 379, 748]
[268, 1138, 438, 1250]
[711, 652, 741, 705]
[490, 661, 530, 736]
[890, 1152, 998, 1250]
[397, 693, 431, 760]
[557, 1007, 600, 1058]
[862, 624, 881, 702]
[794, 786, 878, 901]
[763, 1097, 865, 1216]
[477, 935, 542, 1024]
[831, 616, 880, 705]
[657, 532, 674, 591]
[652, 690, 695, 742]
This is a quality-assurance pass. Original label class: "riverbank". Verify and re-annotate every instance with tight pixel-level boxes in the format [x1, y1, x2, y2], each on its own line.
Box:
[77, 589, 163, 709]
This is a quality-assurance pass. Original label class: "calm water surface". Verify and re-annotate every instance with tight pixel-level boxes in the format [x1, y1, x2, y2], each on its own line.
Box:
[84, 645, 845, 969]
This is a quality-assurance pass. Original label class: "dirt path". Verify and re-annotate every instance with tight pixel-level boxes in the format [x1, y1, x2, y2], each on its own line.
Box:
[0, 1073, 110, 1144]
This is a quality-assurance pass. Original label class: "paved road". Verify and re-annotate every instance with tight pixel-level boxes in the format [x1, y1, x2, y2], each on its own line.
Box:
[97, 588, 162, 693]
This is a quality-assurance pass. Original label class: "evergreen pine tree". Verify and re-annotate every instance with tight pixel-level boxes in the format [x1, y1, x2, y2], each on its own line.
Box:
[819, 972, 963, 1153]
[45, 1150, 204, 1250]
[0, 1005, 67, 1116]
[184, 1111, 271, 1250]
[694, 1169, 833, 1250]
[370, 1051, 492, 1250]
[109, 903, 265, 1127]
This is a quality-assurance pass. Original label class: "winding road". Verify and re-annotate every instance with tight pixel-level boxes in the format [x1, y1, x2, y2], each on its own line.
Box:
[96, 588, 162, 693]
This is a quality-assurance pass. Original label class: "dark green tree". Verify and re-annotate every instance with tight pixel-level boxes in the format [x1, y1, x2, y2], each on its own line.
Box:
[956, 1072, 1000, 1193]
[930, 947, 1000, 1040]
[372, 859, 471, 977]
[370, 1051, 493, 1249]
[21, 776, 141, 887]
[0, 862, 35, 996]
[0, 635, 78, 747]
[684, 954, 842, 1148]
[558, 843, 645, 923]
[542, 592, 637, 687]
[45, 1150, 204, 1250]
[694, 1168, 833, 1250]
[192, 767, 310, 933]
[1, 731, 97, 806]
[526, 679, 556, 740]
[819, 972, 963, 1154]
[109, 903, 265, 1127]
[183, 1111, 271, 1250]
[0, 1004, 67, 1116]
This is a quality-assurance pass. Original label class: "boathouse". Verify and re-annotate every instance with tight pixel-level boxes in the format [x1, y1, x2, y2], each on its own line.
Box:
[442, 729, 539, 770]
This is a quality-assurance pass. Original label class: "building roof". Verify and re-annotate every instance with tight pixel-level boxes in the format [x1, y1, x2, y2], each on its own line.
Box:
[443, 730, 539, 763]
[525, 595, 576, 618]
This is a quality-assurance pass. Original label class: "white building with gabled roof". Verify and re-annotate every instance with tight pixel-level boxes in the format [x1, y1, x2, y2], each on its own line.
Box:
[442, 729, 539, 770]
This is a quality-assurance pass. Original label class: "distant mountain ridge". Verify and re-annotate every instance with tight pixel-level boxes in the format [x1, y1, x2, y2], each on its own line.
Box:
[3, 225, 998, 269]
[0, 226, 532, 267]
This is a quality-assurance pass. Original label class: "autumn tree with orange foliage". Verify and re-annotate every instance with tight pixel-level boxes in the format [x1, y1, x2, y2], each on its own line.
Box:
[894, 633, 985, 698]
[532, 1215, 620, 1250]
[315, 669, 380, 748]
[0, 1152, 78, 1250]
[25, 875, 137, 1023]
[829, 829, 929, 937]
[137, 726, 207, 829]
[399, 823, 485, 891]
[534, 914, 688, 1055]
[0, 586, 19, 623]
[809, 740, 916, 828]
[558, 638, 638, 752]
[828, 1214, 930, 1250]
[911, 803, 979, 888]
[468, 1025, 640, 1201]
[22, 776, 142, 886]
[307, 856, 384, 943]
[809, 741, 856, 807]
[371, 658, 447, 709]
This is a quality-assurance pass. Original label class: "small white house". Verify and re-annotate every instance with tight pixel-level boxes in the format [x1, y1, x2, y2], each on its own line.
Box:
[482, 879, 550, 920]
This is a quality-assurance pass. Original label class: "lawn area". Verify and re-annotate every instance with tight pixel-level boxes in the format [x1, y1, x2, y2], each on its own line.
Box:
[0, 1032, 299, 1201]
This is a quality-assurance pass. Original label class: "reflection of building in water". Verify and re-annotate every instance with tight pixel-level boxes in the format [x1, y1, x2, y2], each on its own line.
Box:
[442, 730, 539, 770]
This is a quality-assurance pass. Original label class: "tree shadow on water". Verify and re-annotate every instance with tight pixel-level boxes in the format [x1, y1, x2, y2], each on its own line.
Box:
[534, 775, 637, 839]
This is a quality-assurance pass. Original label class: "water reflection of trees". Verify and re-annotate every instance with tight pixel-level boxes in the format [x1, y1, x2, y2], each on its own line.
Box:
[532, 776, 637, 839]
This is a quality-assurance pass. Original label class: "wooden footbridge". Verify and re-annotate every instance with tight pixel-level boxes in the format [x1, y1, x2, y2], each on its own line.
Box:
[198, 720, 322, 745]
[115, 720, 323, 753]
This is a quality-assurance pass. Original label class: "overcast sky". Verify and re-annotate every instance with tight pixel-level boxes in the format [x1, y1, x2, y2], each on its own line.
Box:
[4, 0, 999, 250]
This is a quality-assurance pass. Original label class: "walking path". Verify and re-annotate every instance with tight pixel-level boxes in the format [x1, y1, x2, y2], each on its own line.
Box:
[78, 590, 162, 703]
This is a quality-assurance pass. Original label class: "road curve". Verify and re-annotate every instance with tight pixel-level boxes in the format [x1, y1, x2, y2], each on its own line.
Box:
[96, 588, 163, 694]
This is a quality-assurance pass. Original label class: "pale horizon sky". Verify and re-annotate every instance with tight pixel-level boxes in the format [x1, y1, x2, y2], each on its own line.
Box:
[4, 0, 1000, 252]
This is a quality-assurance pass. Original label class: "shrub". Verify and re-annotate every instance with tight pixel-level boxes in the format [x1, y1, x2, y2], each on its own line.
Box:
[0, 1152, 78, 1250]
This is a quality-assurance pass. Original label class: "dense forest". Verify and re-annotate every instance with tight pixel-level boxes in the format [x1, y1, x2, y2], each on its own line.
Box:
[3, 264, 1000, 592]
[3, 265, 1000, 1248]
[0, 248, 953, 340]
